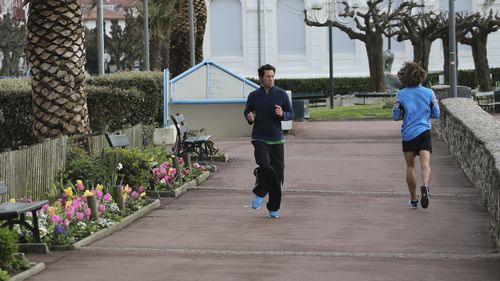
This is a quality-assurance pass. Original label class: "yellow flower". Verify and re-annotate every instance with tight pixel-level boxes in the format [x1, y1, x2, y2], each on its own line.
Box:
[83, 190, 94, 197]
[123, 185, 130, 194]
[65, 200, 72, 209]
[48, 206, 57, 217]
[76, 179, 83, 185]
[65, 187, 73, 197]
[8, 198, 15, 203]
[96, 184, 104, 192]
[140, 192, 146, 198]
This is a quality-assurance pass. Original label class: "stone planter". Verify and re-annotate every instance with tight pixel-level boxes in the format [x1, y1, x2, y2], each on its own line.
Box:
[8, 262, 45, 281]
[146, 182, 189, 198]
[189, 153, 229, 163]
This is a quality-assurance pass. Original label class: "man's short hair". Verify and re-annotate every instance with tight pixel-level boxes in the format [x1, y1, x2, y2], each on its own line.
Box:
[258, 64, 276, 78]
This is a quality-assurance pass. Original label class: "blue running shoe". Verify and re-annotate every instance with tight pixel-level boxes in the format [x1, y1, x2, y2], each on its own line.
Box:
[251, 195, 264, 209]
[268, 210, 279, 218]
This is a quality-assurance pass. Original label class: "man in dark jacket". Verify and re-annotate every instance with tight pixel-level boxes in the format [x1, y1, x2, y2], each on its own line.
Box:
[244, 64, 294, 218]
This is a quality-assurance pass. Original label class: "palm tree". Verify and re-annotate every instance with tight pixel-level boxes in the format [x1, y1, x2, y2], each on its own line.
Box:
[146, 0, 177, 71]
[169, 0, 206, 77]
[25, 0, 90, 141]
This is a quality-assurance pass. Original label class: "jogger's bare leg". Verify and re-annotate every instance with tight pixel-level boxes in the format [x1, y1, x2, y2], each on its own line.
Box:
[419, 150, 431, 187]
[404, 151, 417, 201]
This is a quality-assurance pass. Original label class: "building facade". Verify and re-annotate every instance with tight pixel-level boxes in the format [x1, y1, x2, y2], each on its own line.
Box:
[203, 0, 500, 79]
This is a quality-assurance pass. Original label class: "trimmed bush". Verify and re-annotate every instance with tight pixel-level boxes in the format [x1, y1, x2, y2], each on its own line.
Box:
[0, 227, 18, 271]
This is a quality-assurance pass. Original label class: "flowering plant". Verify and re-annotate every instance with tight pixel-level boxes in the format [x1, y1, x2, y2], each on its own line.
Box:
[151, 157, 205, 191]
[12, 180, 148, 246]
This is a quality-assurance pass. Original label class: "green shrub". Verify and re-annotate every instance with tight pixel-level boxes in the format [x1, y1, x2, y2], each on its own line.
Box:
[63, 146, 107, 188]
[0, 269, 9, 281]
[0, 228, 18, 271]
[99, 147, 155, 188]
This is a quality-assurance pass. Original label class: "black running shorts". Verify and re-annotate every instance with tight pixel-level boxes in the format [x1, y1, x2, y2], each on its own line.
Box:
[402, 129, 432, 154]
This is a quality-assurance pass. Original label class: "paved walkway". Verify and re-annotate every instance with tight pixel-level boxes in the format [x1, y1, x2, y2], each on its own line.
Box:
[27, 120, 500, 281]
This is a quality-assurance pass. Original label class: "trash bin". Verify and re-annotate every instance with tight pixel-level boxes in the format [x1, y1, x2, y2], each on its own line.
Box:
[292, 100, 309, 121]
[495, 88, 500, 113]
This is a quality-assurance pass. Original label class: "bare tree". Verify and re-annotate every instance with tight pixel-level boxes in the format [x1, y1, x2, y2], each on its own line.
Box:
[305, 0, 413, 92]
[460, 10, 500, 91]
[391, 8, 448, 73]
[0, 14, 26, 76]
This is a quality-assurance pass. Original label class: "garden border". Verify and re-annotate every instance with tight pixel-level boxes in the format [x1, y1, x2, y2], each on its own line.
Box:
[8, 262, 45, 281]
[146, 171, 211, 198]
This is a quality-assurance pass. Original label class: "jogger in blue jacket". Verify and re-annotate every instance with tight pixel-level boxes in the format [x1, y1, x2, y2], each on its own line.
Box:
[392, 62, 440, 209]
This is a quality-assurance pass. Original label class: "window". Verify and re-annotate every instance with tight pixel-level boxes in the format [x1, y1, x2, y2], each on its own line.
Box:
[277, 0, 305, 55]
[210, 0, 242, 57]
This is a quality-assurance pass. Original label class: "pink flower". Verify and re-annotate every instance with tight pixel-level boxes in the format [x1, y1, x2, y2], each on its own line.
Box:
[138, 186, 145, 193]
[84, 208, 91, 217]
[63, 219, 70, 226]
[178, 157, 184, 164]
[76, 212, 84, 221]
[131, 191, 139, 199]
[51, 214, 62, 224]
[193, 162, 200, 169]
[98, 204, 106, 213]
[65, 208, 74, 219]
[75, 180, 84, 191]
[41, 204, 49, 212]
[169, 168, 177, 176]
[95, 189, 103, 200]
[103, 192, 111, 202]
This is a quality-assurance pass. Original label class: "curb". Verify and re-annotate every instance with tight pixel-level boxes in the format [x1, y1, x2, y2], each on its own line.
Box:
[146, 171, 211, 197]
[71, 199, 161, 249]
[8, 262, 45, 281]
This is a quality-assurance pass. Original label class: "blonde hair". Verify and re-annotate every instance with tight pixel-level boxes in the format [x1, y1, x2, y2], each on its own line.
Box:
[397, 62, 427, 87]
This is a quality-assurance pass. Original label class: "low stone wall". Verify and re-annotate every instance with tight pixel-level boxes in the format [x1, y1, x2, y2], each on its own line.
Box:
[438, 98, 500, 246]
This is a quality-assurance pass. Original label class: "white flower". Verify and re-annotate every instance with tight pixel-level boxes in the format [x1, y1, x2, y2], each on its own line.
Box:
[117, 162, 123, 171]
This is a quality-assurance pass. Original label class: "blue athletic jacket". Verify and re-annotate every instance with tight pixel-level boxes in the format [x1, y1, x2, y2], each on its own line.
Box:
[392, 85, 440, 141]
[244, 86, 294, 141]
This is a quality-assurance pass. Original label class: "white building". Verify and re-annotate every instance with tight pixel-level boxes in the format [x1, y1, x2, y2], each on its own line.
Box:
[203, 0, 500, 79]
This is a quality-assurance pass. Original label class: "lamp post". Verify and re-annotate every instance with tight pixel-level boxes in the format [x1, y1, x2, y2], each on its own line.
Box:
[449, 0, 457, 98]
[306, 0, 359, 109]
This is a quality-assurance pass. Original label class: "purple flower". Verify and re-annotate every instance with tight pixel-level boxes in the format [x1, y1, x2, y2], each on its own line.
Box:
[54, 225, 65, 234]
[84, 208, 91, 217]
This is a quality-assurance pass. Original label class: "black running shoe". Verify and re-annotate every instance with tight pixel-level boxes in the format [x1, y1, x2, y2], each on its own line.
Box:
[420, 186, 429, 209]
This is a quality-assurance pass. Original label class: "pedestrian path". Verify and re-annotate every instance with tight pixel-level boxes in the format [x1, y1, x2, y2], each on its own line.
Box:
[27, 120, 500, 281]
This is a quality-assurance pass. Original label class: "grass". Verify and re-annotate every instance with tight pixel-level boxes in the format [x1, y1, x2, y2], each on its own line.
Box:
[308, 103, 393, 121]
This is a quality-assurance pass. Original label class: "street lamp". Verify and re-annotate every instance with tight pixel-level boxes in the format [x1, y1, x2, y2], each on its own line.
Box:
[306, 0, 360, 109]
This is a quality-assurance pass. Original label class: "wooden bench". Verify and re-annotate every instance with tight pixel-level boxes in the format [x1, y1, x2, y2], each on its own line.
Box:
[0, 181, 48, 243]
[472, 91, 500, 113]
[292, 92, 327, 108]
[171, 113, 212, 159]
[354, 92, 395, 105]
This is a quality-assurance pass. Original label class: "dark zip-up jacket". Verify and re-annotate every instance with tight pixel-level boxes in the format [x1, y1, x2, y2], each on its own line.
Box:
[244, 86, 294, 140]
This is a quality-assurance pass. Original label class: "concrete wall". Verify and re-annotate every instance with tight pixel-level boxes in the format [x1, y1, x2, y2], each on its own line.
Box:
[438, 98, 500, 246]
[170, 103, 252, 138]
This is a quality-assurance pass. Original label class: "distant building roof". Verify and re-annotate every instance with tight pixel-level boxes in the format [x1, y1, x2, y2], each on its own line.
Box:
[78, 0, 140, 8]
[83, 7, 126, 20]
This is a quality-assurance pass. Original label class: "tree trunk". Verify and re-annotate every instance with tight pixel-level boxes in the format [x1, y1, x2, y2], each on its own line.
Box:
[149, 39, 162, 71]
[471, 34, 491, 92]
[194, 0, 206, 63]
[365, 34, 386, 92]
[27, 0, 90, 141]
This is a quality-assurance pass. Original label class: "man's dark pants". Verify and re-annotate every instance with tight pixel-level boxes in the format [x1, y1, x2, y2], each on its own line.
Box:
[252, 140, 284, 212]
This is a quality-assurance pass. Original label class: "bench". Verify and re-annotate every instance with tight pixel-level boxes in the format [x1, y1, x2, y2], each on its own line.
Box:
[292, 92, 327, 108]
[171, 113, 213, 159]
[0, 181, 48, 243]
[471, 91, 500, 113]
[105, 132, 130, 148]
[354, 92, 396, 105]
